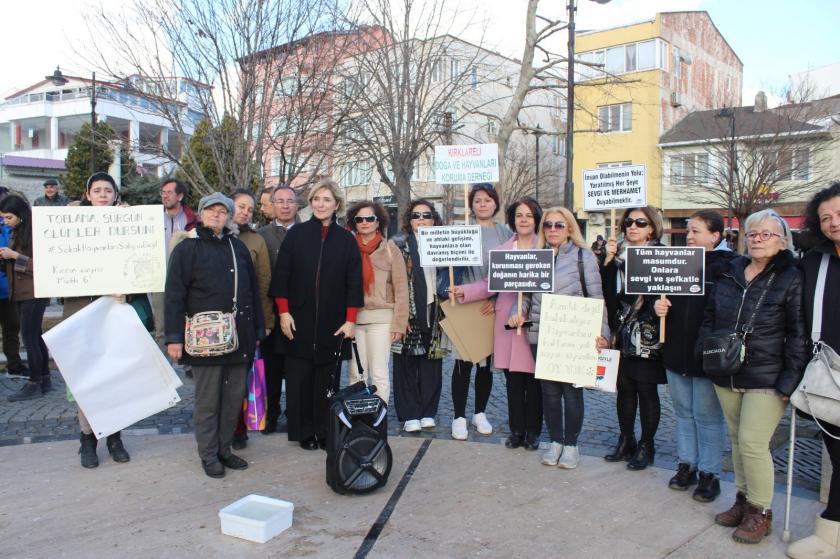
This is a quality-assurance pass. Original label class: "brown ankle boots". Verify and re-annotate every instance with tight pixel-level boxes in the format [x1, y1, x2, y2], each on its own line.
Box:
[714, 491, 747, 527]
[732, 504, 772, 544]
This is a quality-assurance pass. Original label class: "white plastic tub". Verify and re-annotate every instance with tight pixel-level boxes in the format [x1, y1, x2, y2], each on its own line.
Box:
[219, 494, 294, 543]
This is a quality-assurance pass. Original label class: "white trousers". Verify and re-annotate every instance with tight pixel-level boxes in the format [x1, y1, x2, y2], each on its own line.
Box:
[348, 321, 393, 404]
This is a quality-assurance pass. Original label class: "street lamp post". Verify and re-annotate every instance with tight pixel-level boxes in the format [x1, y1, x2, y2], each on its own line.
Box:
[46, 66, 97, 174]
[717, 107, 737, 230]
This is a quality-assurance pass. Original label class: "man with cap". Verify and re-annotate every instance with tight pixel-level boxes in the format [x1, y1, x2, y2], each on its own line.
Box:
[33, 179, 69, 206]
[165, 192, 264, 478]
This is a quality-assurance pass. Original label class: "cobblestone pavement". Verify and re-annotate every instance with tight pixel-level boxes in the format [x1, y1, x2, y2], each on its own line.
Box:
[0, 354, 820, 491]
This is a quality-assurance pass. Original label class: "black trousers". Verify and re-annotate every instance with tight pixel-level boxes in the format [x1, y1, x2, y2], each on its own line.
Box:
[263, 332, 285, 422]
[392, 352, 442, 422]
[451, 359, 493, 419]
[821, 422, 840, 521]
[192, 364, 248, 463]
[505, 370, 543, 435]
[17, 299, 49, 383]
[0, 298, 23, 372]
[616, 372, 660, 444]
[284, 355, 339, 442]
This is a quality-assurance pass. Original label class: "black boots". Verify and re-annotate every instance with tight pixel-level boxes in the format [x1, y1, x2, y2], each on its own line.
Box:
[505, 432, 524, 449]
[106, 432, 131, 463]
[8, 381, 43, 402]
[627, 441, 655, 470]
[604, 434, 637, 462]
[523, 432, 540, 451]
[693, 472, 721, 502]
[79, 433, 99, 468]
[669, 463, 698, 490]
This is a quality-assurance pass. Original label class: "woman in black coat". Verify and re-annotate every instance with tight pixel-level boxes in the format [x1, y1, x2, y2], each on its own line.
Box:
[601, 206, 666, 471]
[698, 209, 808, 544]
[269, 179, 363, 450]
[166, 192, 264, 478]
[788, 182, 840, 558]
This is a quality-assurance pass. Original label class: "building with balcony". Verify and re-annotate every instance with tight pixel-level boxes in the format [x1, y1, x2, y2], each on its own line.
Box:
[0, 72, 205, 200]
[571, 11, 742, 240]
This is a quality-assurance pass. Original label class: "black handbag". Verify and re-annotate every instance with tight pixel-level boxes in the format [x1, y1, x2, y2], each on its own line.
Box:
[617, 296, 662, 361]
[702, 272, 775, 376]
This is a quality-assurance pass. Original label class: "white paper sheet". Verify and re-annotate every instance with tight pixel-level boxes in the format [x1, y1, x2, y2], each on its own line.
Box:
[43, 297, 182, 438]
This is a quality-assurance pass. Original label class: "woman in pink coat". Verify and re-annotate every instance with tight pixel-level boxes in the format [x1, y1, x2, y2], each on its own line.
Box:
[452, 197, 543, 450]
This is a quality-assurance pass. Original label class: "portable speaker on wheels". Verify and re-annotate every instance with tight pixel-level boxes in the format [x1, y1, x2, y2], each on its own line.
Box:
[325, 340, 392, 495]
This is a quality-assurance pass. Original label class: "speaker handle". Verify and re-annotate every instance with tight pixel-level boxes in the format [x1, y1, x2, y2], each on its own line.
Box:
[328, 335, 366, 398]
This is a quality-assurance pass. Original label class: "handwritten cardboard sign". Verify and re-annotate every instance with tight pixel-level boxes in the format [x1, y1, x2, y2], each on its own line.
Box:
[434, 143, 499, 184]
[32, 205, 166, 298]
[534, 294, 604, 385]
[418, 225, 482, 267]
[625, 246, 705, 295]
[487, 249, 554, 293]
[582, 164, 647, 211]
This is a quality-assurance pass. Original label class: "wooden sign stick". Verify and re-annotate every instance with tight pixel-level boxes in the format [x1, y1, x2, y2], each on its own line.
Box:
[610, 208, 617, 240]
[463, 183, 470, 224]
[517, 291, 523, 336]
[449, 266, 456, 307]
[659, 294, 667, 343]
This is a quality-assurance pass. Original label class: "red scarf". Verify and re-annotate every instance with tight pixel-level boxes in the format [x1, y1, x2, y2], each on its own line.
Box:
[356, 232, 383, 295]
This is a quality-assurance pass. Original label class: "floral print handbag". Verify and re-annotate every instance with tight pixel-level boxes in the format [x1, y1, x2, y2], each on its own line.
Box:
[184, 240, 240, 357]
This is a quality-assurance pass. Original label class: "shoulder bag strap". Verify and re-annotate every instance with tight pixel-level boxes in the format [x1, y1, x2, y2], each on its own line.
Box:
[228, 239, 238, 312]
[741, 271, 776, 335]
[577, 247, 589, 298]
[812, 253, 830, 343]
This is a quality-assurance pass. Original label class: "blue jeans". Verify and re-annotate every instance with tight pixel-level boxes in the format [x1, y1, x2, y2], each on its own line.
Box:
[666, 370, 726, 475]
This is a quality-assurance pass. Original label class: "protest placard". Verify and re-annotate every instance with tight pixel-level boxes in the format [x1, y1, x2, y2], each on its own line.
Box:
[434, 143, 499, 184]
[487, 249, 554, 293]
[534, 294, 604, 385]
[575, 349, 620, 392]
[418, 225, 482, 267]
[32, 205, 165, 298]
[624, 246, 705, 295]
[582, 164, 647, 211]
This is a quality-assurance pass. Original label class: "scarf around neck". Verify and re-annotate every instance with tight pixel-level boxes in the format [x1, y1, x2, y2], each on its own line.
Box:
[356, 232, 383, 295]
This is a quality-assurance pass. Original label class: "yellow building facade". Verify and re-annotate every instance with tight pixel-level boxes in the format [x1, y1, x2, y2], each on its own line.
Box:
[572, 12, 742, 241]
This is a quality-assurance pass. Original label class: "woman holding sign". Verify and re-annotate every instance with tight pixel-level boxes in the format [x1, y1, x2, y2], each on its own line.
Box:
[509, 207, 609, 468]
[453, 197, 543, 450]
[653, 210, 734, 502]
[601, 206, 665, 470]
[449, 183, 512, 440]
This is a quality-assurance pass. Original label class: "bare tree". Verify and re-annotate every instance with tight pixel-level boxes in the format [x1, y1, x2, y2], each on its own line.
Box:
[83, 0, 348, 196]
[663, 89, 838, 239]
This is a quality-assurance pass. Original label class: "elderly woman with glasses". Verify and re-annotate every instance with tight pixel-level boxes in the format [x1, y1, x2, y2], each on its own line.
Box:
[345, 201, 409, 405]
[698, 209, 807, 544]
[601, 206, 666, 471]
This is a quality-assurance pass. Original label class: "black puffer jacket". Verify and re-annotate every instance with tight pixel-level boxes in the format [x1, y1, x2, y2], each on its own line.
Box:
[164, 226, 265, 366]
[663, 247, 737, 377]
[697, 249, 808, 395]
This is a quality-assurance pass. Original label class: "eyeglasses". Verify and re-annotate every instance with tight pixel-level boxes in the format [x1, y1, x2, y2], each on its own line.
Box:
[160, 190, 177, 197]
[543, 221, 567, 231]
[354, 215, 378, 224]
[746, 230, 782, 242]
[623, 218, 650, 229]
[410, 211, 434, 220]
[204, 208, 229, 217]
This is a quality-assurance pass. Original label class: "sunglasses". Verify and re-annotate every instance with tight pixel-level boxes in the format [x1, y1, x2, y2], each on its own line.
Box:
[353, 215, 378, 224]
[543, 221, 567, 231]
[410, 211, 434, 220]
[623, 218, 650, 229]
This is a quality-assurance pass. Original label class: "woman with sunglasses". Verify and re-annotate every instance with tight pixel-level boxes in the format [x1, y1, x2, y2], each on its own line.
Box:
[345, 201, 409, 405]
[509, 207, 609, 468]
[453, 197, 543, 450]
[390, 200, 445, 432]
[698, 209, 806, 544]
[653, 210, 735, 502]
[601, 206, 666, 470]
[448, 183, 513, 440]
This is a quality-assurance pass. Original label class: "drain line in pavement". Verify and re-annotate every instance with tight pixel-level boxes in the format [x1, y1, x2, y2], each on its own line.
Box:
[354, 438, 432, 558]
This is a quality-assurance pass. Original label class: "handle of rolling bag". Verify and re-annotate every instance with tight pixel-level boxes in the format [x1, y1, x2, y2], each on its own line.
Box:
[327, 335, 366, 398]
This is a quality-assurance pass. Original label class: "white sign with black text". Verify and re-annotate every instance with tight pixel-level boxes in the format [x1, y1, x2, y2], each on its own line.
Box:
[418, 225, 483, 267]
[434, 144, 499, 184]
[582, 164, 647, 211]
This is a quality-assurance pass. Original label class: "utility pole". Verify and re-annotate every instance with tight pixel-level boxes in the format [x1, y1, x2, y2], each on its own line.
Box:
[563, 0, 576, 212]
[90, 72, 97, 175]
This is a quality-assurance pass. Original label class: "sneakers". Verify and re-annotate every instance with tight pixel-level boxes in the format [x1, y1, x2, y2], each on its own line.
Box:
[451, 417, 468, 440]
[420, 417, 436, 429]
[541, 441, 563, 466]
[558, 445, 580, 469]
[472, 413, 493, 435]
[8, 381, 43, 402]
[668, 463, 698, 491]
[693, 472, 721, 502]
[5, 367, 29, 380]
[404, 419, 422, 432]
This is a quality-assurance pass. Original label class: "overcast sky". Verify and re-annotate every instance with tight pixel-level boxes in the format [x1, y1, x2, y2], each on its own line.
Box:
[3, 0, 838, 106]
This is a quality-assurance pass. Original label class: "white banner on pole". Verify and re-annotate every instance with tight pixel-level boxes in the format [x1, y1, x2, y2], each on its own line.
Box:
[434, 144, 499, 184]
[32, 205, 166, 298]
[582, 164, 647, 211]
[43, 297, 182, 438]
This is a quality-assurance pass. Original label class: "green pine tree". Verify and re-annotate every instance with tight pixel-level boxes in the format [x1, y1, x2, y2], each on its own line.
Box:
[61, 121, 117, 201]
